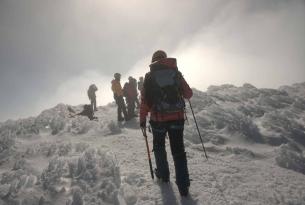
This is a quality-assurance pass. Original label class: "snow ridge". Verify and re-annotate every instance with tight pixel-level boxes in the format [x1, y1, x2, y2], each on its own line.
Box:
[0, 82, 305, 204]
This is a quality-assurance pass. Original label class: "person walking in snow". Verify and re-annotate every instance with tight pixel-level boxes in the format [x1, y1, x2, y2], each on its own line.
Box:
[112, 73, 128, 121]
[132, 77, 140, 109]
[138, 76, 144, 92]
[123, 76, 138, 119]
[140, 50, 193, 197]
[136, 76, 144, 108]
[88, 84, 98, 112]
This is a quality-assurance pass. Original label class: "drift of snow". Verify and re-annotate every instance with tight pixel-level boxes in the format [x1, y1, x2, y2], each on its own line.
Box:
[0, 82, 305, 204]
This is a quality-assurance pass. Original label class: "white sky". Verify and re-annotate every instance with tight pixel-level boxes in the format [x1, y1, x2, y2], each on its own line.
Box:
[0, 0, 304, 121]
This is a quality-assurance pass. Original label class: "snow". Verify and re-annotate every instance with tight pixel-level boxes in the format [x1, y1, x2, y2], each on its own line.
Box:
[0, 82, 305, 204]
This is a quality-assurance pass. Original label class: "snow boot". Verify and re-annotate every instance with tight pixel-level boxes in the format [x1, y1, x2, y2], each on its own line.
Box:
[178, 185, 189, 197]
[154, 169, 169, 183]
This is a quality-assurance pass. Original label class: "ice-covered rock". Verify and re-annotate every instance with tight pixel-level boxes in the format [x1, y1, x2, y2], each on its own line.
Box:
[50, 116, 66, 135]
[225, 147, 256, 158]
[71, 186, 83, 205]
[261, 111, 305, 146]
[107, 120, 122, 135]
[75, 143, 90, 153]
[276, 144, 305, 175]
[70, 117, 94, 135]
[187, 83, 305, 148]
[121, 184, 137, 205]
[0, 169, 41, 204]
[237, 104, 265, 118]
[0, 184, 10, 198]
[0, 82, 304, 204]
[190, 105, 263, 143]
[40, 148, 122, 204]
[28, 142, 73, 158]
[279, 82, 305, 98]
[58, 143, 72, 156]
[0, 118, 38, 140]
[0, 129, 15, 153]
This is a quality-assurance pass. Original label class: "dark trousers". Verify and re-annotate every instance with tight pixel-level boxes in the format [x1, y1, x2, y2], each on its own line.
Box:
[114, 95, 128, 120]
[150, 120, 190, 189]
[135, 97, 140, 108]
[126, 98, 136, 118]
[90, 97, 97, 111]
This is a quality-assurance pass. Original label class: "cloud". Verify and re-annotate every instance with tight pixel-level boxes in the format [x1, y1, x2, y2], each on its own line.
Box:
[167, 1, 305, 89]
[0, 0, 304, 121]
[126, 1, 305, 91]
[34, 70, 115, 112]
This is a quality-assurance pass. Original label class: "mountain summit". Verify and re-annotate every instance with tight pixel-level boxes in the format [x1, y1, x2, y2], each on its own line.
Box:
[0, 83, 305, 204]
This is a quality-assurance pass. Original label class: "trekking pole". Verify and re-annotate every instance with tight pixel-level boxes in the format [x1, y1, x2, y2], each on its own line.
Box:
[141, 127, 154, 180]
[184, 108, 189, 125]
[187, 99, 208, 160]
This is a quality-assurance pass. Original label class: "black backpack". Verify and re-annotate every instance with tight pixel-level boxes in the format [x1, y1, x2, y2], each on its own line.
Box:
[78, 104, 96, 120]
[145, 68, 185, 113]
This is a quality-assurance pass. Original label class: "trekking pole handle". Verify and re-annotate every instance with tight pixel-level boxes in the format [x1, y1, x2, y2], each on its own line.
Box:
[184, 108, 189, 125]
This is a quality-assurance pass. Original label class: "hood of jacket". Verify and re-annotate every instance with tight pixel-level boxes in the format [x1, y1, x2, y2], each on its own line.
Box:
[149, 58, 177, 71]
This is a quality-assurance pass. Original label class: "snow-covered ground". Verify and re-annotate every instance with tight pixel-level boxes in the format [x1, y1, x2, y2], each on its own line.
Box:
[1, 82, 305, 205]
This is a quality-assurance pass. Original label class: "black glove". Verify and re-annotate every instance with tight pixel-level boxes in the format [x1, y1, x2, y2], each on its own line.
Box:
[140, 120, 146, 129]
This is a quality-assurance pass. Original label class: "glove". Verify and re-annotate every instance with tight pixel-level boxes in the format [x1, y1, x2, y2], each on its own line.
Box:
[140, 120, 146, 129]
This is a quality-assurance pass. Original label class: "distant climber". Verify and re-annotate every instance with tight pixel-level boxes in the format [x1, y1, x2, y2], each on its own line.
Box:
[138, 76, 144, 92]
[88, 84, 98, 112]
[132, 77, 140, 110]
[136, 76, 144, 109]
[111, 73, 128, 121]
[123, 76, 138, 119]
[140, 50, 193, 197]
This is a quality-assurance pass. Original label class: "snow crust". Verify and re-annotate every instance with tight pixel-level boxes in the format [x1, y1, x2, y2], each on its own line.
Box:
[0, 82, 305, 205]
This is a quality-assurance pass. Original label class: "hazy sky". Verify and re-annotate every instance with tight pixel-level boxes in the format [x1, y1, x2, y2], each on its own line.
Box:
[0, 0, 304, 121]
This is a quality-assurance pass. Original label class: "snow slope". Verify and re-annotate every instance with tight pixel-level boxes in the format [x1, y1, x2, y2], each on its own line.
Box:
[0, 82, 305, 205]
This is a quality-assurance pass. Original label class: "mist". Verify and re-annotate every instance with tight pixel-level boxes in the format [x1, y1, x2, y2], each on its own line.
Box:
[0, 0, 304, 121]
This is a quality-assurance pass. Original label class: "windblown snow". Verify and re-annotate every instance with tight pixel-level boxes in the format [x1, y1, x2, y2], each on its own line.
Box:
[1, 82, 305, 205]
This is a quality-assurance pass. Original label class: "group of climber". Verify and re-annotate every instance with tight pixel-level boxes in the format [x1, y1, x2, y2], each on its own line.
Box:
[84, 74, 144, 122]
[81, 50, 193, 197]
[111, 74, 144, 121]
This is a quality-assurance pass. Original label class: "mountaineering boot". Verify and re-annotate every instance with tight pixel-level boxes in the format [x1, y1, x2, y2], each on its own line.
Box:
[124, 116, 131, 121]
[154, 169, 169, 183]
[118, 116, 124, 122]
[173, 152, 190, 197]
[153, 134, 170, 183]
[154, 168, 160, 179]
[178, 185, 189, 197]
